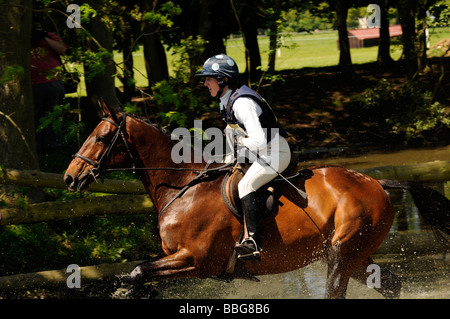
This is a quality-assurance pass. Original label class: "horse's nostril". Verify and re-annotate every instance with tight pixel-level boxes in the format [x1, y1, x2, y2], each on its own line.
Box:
[64, 174, 74, 187]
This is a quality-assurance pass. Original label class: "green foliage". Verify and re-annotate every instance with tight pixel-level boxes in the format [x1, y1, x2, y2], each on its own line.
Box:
[72, 48, 113, 82]
[122, 101, 141, 115]
[280, 8, 334, 33]
[79, 3, 97, 24]
[153, 79, 212, 128]
[37, 103, 69, 134]
[59, 215, 159, 263]
[153, 36, 215, 129]
[430, 0, 450, 27]
[354, 79, 450, 140]
[153, 80, 182, 109]
[37, 102, 85, 143]
[0, 64, 24, 84]
[171, 35, 207, 81]
[0, 215, 160, 275]
[142, 1, 181, 28]
[0, 223, 64, 275]
[255, 65, 286, 88]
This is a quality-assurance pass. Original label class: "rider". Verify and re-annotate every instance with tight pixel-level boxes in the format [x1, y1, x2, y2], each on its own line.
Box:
[195, 54, 291, 263]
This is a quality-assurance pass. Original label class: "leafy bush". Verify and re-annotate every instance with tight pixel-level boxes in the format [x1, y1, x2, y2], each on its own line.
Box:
[37, 102, 85, 145]
[354, 78, 450, 141]
[153, 36, 215, 130]
[0, 215, 160, 276]
[153, 79, 214, 128]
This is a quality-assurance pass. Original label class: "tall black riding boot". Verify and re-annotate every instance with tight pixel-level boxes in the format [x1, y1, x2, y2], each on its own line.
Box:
[234, 191, 263, 264]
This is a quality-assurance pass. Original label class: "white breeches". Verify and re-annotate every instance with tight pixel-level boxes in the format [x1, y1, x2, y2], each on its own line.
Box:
[238, 136, 291, 198]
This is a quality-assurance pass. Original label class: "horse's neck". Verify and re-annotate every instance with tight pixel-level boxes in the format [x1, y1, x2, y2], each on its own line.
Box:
[127, 117, 205, 206]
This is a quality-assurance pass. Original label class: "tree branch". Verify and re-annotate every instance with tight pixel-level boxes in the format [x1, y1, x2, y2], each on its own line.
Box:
[0, 110, 37, 164]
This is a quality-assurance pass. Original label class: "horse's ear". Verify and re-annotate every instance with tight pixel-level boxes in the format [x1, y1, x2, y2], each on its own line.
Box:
[98, 97, 119, 122]
[98, 97, 109, 117]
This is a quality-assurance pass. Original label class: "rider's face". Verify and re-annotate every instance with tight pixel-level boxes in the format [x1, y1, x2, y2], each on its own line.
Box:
[204, 77, 220, 97]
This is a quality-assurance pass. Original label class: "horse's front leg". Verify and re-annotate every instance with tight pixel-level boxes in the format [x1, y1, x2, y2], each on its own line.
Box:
[129, 248, 197, 282]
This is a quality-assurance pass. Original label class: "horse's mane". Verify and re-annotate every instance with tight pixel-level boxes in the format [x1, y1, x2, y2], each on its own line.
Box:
[125, 112, 171, 137]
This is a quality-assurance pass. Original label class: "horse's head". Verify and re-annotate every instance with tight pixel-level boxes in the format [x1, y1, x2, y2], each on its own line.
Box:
[64, 98, 135, 192]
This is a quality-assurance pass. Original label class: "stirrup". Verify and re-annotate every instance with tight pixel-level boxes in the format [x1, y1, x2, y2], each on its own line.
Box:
[234, 238, 261, 264]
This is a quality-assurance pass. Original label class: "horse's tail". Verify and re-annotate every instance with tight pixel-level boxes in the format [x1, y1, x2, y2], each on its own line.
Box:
[378, 179, 450, 245]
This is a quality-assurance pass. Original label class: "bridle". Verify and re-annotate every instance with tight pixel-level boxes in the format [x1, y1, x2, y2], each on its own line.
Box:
[74, 113, 136, 181]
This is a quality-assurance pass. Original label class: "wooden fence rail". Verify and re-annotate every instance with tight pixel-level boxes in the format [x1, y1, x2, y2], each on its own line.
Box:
[0, 167, 146, 194]
[0, 261, 143, 291]
[0, 194, 154, 226]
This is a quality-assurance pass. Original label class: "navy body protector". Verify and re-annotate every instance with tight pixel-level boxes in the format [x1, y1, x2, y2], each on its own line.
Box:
[222, 85, 289, 142]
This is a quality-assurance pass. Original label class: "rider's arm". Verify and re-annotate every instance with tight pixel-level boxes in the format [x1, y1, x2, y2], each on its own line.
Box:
[45, 32, 67, 55]
[233, 97, 267, 151]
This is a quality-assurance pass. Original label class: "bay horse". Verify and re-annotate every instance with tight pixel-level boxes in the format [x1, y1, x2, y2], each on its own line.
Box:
[64, 99, 449, 299]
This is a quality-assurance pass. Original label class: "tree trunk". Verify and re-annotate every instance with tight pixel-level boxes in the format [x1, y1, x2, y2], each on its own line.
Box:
[267, 0, 281, 75]
[335, 0, 353, 74]
[397, 0, 418, 77]
[416, 0, 430, 72]
[142, 0, 169, 88]
[377, 0, 394, 67]
[84, 1, 120, 109]
[119, 27, 136, 103]
[143, 32, 169, 87]
[241, 0, 262, 84]
[0, 0, 38, 170]
[198, 0, 227, 59]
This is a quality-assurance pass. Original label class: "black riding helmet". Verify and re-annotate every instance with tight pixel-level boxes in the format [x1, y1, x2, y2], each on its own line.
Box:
[195, 54, 239, 79]
[195, 54, 240, 97]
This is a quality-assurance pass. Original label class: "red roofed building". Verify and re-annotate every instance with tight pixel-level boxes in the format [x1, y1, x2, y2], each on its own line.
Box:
[338, 24, 403, 49]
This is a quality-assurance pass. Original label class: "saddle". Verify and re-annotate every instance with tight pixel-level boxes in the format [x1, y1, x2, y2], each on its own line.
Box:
[221, 155, 313, 221]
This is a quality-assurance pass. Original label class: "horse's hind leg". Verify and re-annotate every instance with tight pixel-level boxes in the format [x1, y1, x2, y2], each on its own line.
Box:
[129, 248, 197, 282]
[350, 257, 402, 299]
[325, 241, 351, 299]
[114, 249, 197, 298]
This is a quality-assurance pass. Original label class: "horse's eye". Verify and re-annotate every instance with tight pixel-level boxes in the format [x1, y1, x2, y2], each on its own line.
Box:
[96, 136, 106, 144]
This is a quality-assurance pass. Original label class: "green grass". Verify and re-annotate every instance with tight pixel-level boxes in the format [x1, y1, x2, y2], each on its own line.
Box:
[226, 32, 343, 70]
[68, 27, 450, 97]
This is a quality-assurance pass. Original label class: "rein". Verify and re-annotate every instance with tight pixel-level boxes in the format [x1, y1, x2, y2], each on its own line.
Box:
[104, 164, 233, 173]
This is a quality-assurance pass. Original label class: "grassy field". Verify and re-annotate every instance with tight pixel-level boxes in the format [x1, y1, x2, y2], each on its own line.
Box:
[70, 27, 450, 96]
[229, 27, 450, 70]
[224, 31, 402, 71]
